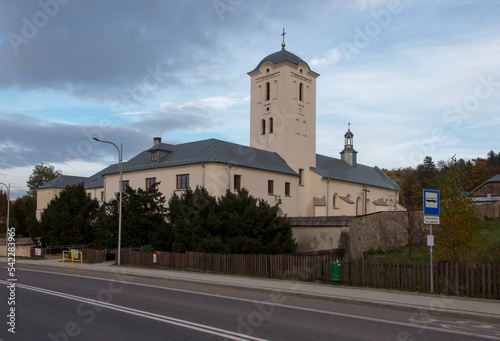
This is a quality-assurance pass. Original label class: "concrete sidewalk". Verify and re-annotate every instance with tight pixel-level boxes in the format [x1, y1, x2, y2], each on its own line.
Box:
[4, 258, 500, 321]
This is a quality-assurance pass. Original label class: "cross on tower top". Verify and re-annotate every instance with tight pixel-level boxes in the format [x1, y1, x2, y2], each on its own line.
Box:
[281, 27, 286, 49]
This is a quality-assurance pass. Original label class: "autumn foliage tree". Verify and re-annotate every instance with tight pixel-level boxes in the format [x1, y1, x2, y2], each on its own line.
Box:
[434, 157, 480, 261]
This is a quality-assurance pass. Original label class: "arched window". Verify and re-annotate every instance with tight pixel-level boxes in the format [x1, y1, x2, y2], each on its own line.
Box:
[293, 81, 297, 99]
[356, 197, 362, 215]
[299, 83, 303, 102]
[257, 85, 262, 103]
[333, 193, 338, 207]
[269, 117, 273, 134]
[306, 85, 310, 103]
[273, 80, 278, 99]
[261, 119, 266, 135]
[302, 121, 307, 136]
[266, 82, 270, 101]
[295, 119, 300, 134]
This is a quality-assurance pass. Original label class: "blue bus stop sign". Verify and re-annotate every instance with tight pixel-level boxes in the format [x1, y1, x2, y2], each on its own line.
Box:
[423, 189, 440, 216]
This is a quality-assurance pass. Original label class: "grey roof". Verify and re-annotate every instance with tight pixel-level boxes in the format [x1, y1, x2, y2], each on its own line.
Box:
[37, 169, 111, 191]
[102, 138, 298, 176]
[473, 174, 500, 193]
[473, 196, 500, 203]
[84, 166, 115, 189]
[249, 47, 316, 73]
[312, 154, 400, 191]
[38, 175, 88, 190]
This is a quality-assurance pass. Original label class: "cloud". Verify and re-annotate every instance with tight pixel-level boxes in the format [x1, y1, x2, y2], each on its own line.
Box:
[310, 48, 342, 68]
[0, 113, 148, 169]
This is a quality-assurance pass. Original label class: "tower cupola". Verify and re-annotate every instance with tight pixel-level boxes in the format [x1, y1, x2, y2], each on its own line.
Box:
[340, 123, 357, 166]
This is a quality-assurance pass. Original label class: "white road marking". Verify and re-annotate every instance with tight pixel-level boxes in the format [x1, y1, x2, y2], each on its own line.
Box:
[0, 280, 268, 341]
[8, 267, 500, 340]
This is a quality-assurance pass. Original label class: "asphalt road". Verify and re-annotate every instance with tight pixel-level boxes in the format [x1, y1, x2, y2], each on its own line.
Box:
[1, 264, 499, 341]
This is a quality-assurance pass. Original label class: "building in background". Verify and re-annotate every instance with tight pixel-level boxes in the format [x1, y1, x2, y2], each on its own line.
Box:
[37, 43, 401, 219]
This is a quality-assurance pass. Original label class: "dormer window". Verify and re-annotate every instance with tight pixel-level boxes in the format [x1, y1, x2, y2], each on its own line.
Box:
[150, 151, 158, 162]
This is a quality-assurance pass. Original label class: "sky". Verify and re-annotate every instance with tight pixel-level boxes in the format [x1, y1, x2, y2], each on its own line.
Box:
[0, 0, 499, 199]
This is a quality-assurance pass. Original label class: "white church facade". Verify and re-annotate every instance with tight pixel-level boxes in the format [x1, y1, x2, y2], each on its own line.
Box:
[37, 43, 400, 220]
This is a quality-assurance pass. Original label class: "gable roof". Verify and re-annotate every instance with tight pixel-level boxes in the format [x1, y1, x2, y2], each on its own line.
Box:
[473, 174, 500, 193]
[312, 154, 400, 191]
[102, 138, 298, 176]
[38, 175, 88, 190]
[84, 166, 115, 189]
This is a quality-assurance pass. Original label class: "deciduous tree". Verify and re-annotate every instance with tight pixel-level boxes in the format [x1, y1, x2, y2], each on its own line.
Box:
[26, 163, 62, 197]
[434, 156, 480, 261]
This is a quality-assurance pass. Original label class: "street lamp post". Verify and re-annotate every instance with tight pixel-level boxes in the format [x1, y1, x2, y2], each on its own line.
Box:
[93, 138, 123, 265]
[0, 182, 10, 252]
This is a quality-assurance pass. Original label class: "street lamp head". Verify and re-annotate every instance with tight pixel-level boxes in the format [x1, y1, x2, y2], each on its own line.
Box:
[93, 137, 101, 142]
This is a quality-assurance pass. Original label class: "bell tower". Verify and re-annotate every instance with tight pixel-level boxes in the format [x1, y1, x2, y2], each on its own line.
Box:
[247, 36, 319, 173]
[340, 123, 358, 167]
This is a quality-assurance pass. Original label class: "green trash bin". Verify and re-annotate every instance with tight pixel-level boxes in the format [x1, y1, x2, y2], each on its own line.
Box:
[330, 260, 341, 281]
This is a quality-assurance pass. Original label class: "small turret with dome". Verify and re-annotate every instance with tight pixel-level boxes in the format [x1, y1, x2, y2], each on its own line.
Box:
[340, 122, 358, 167]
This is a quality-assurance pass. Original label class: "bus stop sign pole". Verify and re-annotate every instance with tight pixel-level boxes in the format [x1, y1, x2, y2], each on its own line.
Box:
[423, 189, 439, 294]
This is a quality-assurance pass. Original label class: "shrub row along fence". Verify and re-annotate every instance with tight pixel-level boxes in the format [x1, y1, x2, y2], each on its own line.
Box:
[120, 250, 499, 299]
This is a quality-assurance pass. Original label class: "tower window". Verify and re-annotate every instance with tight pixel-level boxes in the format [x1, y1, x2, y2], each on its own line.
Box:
[261, 119, 266, 135]
[269, 117, 273, 134]
[299, 83, 303, 102]
[266, 82, 270, 101]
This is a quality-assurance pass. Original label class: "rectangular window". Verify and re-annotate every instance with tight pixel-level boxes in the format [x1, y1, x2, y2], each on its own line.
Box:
[122, 180, 129, 192]
[176, 174, 189, 189]
[268, 180, 274, 194]
[234, 174, 241, 190]
[299, 169, 304, 186]
[150, 151, 158, 162]
[146, 177, 156, 190]
[100, 191, 104, 201]
[285, 182, 291, 196]
[87, 193, 92, 199]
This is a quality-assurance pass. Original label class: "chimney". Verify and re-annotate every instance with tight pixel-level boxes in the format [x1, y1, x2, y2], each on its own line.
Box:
[154, 137, 162, 146]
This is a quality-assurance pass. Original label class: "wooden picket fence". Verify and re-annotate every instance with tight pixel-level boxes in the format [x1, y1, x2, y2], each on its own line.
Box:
[341, 259, 500, 299]
[119, 250, 499, 299]
[81, 248, 106, 263]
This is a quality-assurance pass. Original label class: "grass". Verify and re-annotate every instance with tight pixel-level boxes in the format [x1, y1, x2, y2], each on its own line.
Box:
[364, 217, 500, 264]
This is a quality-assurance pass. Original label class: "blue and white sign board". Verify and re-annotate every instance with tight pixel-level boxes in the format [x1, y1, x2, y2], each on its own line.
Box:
[423, 189, 440, 224]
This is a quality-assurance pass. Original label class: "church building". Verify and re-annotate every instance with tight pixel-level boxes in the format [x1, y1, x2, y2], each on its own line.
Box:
[37, 41, 400, 220]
